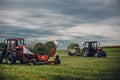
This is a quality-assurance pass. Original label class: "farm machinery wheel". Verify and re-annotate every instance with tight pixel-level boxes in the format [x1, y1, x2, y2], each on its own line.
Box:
[5, 51, 16, 64]
[100, 50, 106, 57]
[0, 55, 2, 63]
[0, 54, 4, 64]
[29, 59, 36, 66]
[82, 48, 89, 57]
[68, 52, 72, 56]
[94, 53, 99, 57]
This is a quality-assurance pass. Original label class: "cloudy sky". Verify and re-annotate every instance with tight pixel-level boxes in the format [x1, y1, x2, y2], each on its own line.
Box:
[0, 0, 120, 48]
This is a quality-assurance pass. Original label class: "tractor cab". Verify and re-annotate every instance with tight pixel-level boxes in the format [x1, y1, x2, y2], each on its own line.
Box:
[84, 41, 100, 49]
[5, 38, 25, 50]
[0, 38, 33, 64]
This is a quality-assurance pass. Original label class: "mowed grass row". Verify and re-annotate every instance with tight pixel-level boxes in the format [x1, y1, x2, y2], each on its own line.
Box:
[0, 49, 120, 80]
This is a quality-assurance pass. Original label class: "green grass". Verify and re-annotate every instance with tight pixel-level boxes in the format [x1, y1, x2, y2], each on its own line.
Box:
[0, 49, 120, 80]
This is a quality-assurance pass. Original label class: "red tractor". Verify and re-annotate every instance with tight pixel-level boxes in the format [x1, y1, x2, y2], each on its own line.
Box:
[0, 38, 60, 65]
[81, 41, 106, 57]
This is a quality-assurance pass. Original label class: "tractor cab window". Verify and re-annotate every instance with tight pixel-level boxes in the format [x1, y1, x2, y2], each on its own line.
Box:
[88, 43, 92, 48]
[11, 41, 15, 48]
[93, 43, 98, 48]
[16, 40, 24, 46]
[85, 43, 88, 47]
[7, 40, 10, 48]
[92, 43, 95, 48]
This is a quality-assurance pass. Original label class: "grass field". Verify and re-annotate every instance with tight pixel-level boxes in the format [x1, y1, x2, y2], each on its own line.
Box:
[0, 48, 120, 80]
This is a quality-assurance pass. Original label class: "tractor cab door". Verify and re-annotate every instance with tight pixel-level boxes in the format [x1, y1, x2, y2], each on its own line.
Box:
[15, 40, 24, 47]
[6, 40, 15, 50]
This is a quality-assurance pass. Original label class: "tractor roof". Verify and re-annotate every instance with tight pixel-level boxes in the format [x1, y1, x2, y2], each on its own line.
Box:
[6, 38, 24, 41]
[73, 43, 79, 45]
[85, 41, 97, 43]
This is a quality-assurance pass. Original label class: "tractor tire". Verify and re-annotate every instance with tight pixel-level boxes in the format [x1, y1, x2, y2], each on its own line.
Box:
[68, 52, 72, 56]
[94, 53, 99, 57]
[84, 51, 89, 56]
[0, 55, 2, 63]
[100, 50, 106, 57]
[29, 59, 36, 66]
[5, 51, 16, 64]
[0, 54, 3, 63]
[82, 48, 89, 57]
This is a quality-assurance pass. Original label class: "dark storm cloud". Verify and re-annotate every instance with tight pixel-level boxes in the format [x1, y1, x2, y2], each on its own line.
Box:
[0, 0, 120, 46]
[0, 25, 61, 39]
[1, 0, 120, 25]
[73, 34, 109, 41]
[1, 0, 120, 22]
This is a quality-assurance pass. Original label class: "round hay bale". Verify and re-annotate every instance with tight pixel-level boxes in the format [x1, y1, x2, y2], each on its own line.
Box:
[33, 43, 46, 55]
[45, 41, 56, 55]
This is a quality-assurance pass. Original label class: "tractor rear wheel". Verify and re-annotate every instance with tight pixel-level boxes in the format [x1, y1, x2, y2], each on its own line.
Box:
[100, 50, 106, 57]
[0, 55, 2, 63]
[0, 54, 3, 63]
[5, 51, 16, 64]
[82, 48, 89, 57]
[94, 53, 99, 57]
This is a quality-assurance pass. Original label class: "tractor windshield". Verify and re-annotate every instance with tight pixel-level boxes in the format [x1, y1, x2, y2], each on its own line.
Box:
[16, 40, 24, 46]
[85, 42, 98, 48]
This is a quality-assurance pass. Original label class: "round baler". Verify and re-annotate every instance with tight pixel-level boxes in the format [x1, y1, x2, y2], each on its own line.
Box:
[29, 41, 58, 65]
[67, 43, 81, 56]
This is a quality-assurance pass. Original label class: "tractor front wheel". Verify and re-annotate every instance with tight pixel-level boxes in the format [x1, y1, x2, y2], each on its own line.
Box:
[5, 51, 16, 64]
[94, 53, 99, 57]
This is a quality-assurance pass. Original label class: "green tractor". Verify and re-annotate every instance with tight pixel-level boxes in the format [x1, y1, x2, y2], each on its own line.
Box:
[67, 43, 81, 56]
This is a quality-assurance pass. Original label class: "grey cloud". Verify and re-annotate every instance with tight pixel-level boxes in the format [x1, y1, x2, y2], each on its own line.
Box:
[1, 0, 120, 21]
[0, 0, 120, 47]
[1, 0, 120, 25]
[0, 25, 63, 39]
[73, 34, 109, 40]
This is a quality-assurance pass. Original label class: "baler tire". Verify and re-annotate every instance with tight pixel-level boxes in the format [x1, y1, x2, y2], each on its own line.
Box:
[30, 60, 36, 66]
[68, 52, 72, 56]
